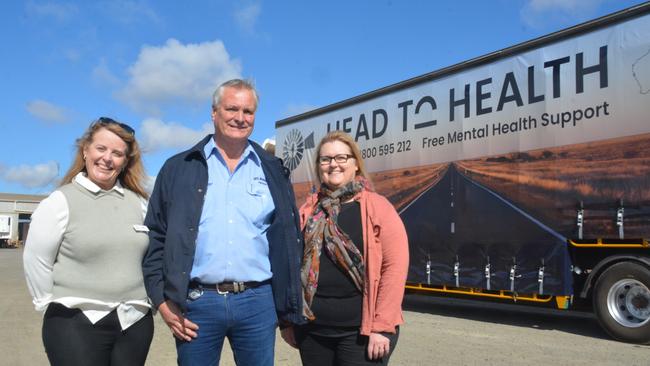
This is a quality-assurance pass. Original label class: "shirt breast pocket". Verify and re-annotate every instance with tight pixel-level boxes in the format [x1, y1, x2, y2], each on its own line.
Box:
[246, 179, 274, 227]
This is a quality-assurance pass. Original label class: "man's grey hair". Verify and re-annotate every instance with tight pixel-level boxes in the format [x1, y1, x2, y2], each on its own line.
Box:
[212, 79, 259, 110]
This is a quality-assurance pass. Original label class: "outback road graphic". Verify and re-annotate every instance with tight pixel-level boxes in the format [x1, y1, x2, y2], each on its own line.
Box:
[401, 164, 572, 295]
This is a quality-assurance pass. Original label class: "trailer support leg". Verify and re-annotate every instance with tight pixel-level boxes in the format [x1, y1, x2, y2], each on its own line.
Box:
[454, 258, 460, 287]
[485, 261, 491, 290]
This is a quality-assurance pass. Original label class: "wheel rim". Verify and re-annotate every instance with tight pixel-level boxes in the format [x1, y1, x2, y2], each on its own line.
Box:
[607, 279, 650, 328]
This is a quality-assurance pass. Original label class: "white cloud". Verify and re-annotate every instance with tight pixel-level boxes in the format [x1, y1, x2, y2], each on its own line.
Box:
[64, 49, 81, 62]
[234, 3, 261, 34]
[0, 161, 59, 189]
[521, 0, 604, 28]
[99, 0, 161, 25]
[117, 39, 242, 115]
[26, 100, 70, 123]
[527, 0, 598, 12]
[139, 118, 213, 153]
[144, 175, 156, 195]
[25, 1, 78, 22]
[92, 58, 120, 86]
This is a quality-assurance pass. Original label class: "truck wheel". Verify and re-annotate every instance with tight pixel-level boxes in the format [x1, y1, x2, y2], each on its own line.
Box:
[593, 261, 650, 344]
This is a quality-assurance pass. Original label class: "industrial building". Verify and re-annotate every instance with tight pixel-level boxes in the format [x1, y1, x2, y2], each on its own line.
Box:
[0, 193, 46, 247]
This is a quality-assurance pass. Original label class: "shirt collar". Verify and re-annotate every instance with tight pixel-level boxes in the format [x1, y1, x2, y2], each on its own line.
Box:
[203, 137, 261, 167]
[74, 172, 125, 195]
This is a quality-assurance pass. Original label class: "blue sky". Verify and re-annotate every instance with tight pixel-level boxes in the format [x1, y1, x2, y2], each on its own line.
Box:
[0, 0, 646, 195]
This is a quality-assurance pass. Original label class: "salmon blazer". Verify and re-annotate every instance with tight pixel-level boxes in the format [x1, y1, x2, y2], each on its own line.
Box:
[299, 188, 409, 335]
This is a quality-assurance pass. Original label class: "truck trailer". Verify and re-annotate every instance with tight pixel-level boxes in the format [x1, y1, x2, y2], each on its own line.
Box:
[275, 3, 650, 343]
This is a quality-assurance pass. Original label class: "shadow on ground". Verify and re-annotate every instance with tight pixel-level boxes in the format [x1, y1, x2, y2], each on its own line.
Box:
[402, 293, 611, 341]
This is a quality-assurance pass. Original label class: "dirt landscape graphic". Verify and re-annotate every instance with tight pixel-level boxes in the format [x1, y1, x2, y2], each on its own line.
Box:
[291, 133, 650, 240]
[292, 163, 449, 211]
[371, 164, 449, 211]
[454, 133, 650, 239]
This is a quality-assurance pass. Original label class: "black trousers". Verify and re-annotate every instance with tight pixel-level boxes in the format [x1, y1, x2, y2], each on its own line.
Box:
[42, 302, 153, 366]
[295, 326, 399, 366]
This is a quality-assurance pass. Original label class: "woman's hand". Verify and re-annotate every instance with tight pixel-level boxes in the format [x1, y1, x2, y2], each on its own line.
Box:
[367, 332, 390, 360]
[280, 326, 298, 348]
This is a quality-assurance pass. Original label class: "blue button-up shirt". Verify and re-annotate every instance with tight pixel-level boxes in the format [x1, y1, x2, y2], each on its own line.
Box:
[190, 138, 275, 283]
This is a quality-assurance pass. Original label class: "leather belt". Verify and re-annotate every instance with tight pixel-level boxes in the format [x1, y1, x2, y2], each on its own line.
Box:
[190, 280, 270, 294]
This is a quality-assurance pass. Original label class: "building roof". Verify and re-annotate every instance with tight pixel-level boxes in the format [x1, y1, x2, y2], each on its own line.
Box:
[0, 192, 48, 202]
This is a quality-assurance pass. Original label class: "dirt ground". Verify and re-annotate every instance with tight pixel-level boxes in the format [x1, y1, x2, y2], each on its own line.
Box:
[3, 248, 649, 365]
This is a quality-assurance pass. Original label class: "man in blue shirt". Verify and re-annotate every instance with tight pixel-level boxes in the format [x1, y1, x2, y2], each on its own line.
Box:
[143, 79, 304, 365]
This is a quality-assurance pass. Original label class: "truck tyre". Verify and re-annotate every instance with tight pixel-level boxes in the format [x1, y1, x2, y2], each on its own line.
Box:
[593, 261, 650, 344]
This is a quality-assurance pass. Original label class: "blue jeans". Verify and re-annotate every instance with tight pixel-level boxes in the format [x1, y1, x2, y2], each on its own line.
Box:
[176, 284, 278, 366]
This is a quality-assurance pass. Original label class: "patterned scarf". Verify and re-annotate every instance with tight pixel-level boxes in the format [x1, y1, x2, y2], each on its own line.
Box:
[301, 178, 366, 321]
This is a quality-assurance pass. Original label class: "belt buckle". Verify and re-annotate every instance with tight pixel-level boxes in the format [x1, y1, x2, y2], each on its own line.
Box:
[234, 281, 245, 293]
[217, 283, 229, 295]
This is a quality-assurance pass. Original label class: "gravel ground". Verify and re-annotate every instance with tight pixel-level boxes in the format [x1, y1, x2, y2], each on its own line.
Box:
[3, 248, 649, 365]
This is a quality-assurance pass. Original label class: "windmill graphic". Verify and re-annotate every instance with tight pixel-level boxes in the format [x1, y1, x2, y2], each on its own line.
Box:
[282, 129, 315, 171]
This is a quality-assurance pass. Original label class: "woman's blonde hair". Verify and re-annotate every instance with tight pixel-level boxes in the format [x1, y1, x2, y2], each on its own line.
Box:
[60, 118, 148, 198]
[313, 130, 371, 186]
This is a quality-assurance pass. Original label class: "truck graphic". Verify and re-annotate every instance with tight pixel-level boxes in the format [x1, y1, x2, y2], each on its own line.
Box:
[276, 3, 650, 343]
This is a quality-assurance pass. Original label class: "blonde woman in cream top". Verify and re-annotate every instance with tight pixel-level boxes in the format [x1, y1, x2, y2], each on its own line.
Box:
[23, 117, 153, 366]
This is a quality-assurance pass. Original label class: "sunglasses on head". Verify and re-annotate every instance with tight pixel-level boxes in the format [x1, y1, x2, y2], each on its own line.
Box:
[97, 117, 135, 136]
